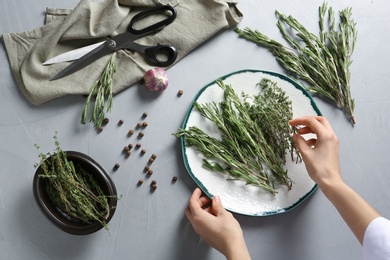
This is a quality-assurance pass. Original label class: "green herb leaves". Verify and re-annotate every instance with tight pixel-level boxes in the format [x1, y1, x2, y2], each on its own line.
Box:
[175, 78, 300, 194]
[235, 2, 357, 124]
[35, 133, 113, 230]
[81, 53, 116, 128]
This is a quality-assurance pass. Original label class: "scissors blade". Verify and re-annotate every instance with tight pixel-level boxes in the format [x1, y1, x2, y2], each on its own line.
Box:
[43, 42, 105, 65]
[50, 40, 116, 81]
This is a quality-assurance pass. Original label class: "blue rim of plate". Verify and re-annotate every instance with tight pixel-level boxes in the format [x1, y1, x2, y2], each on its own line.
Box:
[179, 69, 322, 216]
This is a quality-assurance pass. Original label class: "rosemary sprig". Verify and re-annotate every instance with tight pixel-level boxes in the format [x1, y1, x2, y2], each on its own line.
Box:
[35, 133, 114, 230]
[175, 78, 301, 194]
[81, 53, 116, 128]
[235, 2, 357, 125]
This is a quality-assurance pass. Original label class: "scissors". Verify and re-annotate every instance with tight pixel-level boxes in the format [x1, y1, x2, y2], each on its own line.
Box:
[46, 5, 178, 81]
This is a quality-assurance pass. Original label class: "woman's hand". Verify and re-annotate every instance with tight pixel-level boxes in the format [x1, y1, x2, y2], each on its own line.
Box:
[185, 188, 251, 260]
[289, 116, 380, 244]
[289, 116, 342, 188]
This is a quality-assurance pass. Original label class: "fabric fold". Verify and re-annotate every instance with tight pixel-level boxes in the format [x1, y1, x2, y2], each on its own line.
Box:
[3, 0, 242, 105]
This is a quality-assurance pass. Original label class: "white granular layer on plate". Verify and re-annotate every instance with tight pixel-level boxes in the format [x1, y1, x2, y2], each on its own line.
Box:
[183, 70, 318, 216]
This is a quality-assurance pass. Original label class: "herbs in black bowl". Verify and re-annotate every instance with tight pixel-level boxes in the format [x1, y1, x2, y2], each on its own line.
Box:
[33, 133, 118, 235]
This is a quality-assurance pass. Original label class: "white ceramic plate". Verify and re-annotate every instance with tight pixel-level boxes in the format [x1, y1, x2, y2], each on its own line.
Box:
[180, 70, 321, 216]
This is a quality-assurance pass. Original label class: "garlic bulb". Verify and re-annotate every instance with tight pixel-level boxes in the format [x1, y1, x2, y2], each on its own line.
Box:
[143, 68, 169, 92]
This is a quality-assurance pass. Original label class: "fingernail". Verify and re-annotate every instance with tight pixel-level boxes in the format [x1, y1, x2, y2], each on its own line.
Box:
[214, 195, 221, 203]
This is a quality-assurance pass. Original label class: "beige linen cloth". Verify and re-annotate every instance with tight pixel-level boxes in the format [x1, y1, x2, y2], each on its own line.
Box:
[2, 0, 242, 105]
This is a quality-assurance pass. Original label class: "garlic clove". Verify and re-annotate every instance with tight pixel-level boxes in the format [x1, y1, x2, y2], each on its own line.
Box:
[143, 68, 169, 92]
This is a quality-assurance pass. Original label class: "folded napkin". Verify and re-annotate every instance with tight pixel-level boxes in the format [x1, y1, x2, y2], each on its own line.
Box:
[2, 0, 242, 105]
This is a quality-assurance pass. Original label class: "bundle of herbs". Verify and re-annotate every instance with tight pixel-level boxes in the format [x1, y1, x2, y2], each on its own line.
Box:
[35, 133, 113, 230]
[175, 78, 301, 194]
[235, 2, 357, 125]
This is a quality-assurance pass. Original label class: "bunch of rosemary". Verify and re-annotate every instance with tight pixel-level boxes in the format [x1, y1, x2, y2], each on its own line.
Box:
[81, 53, 116, 128]
[235, 2, 357, 124]
[175, 78, 301, 194]
[35, 133, 111, 229]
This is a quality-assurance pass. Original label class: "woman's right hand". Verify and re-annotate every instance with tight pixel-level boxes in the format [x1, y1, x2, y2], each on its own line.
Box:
[290, 116, 380, 245]
[289, 116, 342, 188]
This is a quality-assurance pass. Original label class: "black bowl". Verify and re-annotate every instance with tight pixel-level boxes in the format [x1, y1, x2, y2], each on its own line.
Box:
[33, 151, 117, 235]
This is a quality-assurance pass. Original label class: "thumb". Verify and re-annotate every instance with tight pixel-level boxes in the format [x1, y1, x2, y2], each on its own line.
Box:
[212, 195, 225, 216]
[292, 134, 312, 156]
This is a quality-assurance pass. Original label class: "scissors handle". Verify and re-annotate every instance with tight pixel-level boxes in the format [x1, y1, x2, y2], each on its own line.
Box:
[128, 5, 177, 36]
[144, 44, 177, 67]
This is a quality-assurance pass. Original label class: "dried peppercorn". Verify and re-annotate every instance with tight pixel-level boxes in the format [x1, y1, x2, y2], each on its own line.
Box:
[151, 184, 157, 191]
[123, 146, 130, 152]
[144, 165, 150, 172]
[147, 169, 154, 176]
[141, 149, 146, 155]
[149, 158, 154, 164]
[126, 150, 132, 156]
[177, 90, 183, 96]
[142, 112, 148, 118]
[142, 122, 148, 128]
[103, 118, 109, 125]
[113, 163, 120, 170]
[151, 154, 157, 159]
[137, 179, 144, 186]
[151, 180, 157, 186]
[118, 119, 124, 125]
[172, 176, 178, 182]
[138, 132, 144, 138]
[135, 143, 141, 149]
[128, 129, 134, 136]
[136, 123, 142, 128]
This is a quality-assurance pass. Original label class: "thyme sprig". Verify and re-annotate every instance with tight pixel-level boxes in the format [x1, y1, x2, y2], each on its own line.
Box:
[81, 53, 116, 128]
[34, 133, 114, 230]
[235, 2, 357, 124]
[175, 78, 301, 194]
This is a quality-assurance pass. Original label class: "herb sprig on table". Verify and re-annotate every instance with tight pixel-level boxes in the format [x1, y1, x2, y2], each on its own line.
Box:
[81, 53, 116, 129]
[35, 133, 113, 230]
[175, 78, 301, 194]
[235, 2, 357, 125]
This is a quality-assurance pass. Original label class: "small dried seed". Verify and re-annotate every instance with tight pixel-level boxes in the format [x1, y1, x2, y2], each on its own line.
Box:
[126, 150, 132, 156]
[147, 169, 154, 176]
[142, 112, 148, 118]
[141, 149, 146, 155]
[98, 127, 104, 132]
[151, 154, 157, 159]
[128, 144, 133, 149]
[103, 118, 110, 125]
[128, 129, 134, 136]
[172, 176, 178, 182]
[144, 165, 150, 172]
[151, 184, 157, 191]
[118, 119, 124, 125]
[114, 163, 120, 170]
[177, 90, 183, 96]
[142, 122, 148, 128]
[151, 180, 157, 185]
[149, 158, 154, 164]
[135, 143, 141, 149]
[137, 179, 144, 186]
[138, 132, 144, 138]
[136, 123, 142, 128]
[124, 146, 130, 152]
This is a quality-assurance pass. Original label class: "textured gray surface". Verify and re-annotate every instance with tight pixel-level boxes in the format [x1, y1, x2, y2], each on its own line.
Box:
[1, 1, 390, 259]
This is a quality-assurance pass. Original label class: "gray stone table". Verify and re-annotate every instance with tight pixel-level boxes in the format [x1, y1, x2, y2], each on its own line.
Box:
[1, 1, 389, 259]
